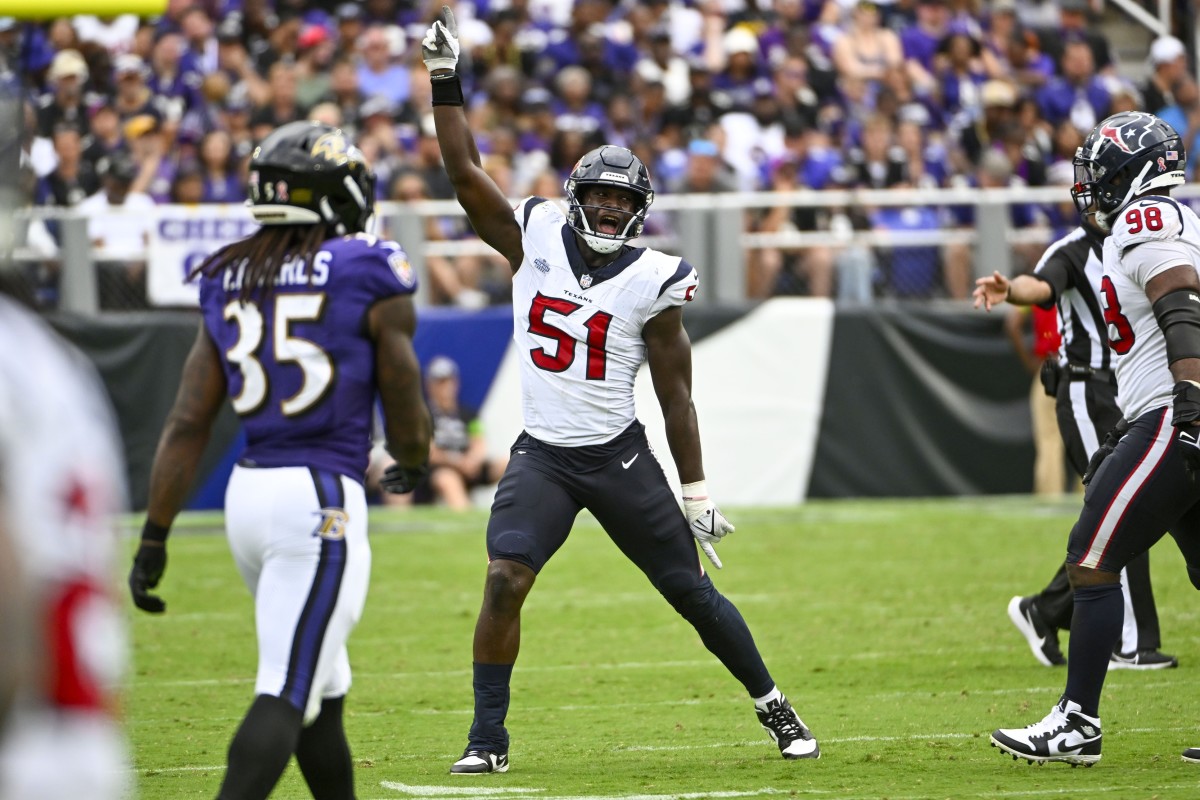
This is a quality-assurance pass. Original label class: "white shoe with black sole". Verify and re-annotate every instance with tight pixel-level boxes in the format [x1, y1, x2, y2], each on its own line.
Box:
[990, 697, 1101, 766]
[450, 750, 509, 774]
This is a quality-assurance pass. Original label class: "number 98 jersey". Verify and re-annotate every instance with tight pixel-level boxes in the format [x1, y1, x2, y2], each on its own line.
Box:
[1102, 196, 1200, 420]
[511, 197, 699, 447]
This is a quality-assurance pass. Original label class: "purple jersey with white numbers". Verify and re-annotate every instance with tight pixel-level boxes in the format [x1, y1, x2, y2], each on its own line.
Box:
[198, 233, 418, 482]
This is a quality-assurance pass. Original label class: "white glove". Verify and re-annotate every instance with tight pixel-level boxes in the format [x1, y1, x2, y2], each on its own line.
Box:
[681, 481, 734, 570]
[422, 5, 461, 73]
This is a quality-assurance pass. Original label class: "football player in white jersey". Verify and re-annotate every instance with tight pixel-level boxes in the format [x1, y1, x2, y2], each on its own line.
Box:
[975, 219, 1176, 672]
[0, 295, 132, 799]
[990, 112, 1200, 766]
[422, 7, 819, 774]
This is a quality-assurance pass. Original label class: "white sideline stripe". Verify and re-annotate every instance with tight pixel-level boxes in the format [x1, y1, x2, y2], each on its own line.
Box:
[363, 788, 1200, 800]
[135, 723, 1200, 774]
[378, 786, 792, 800]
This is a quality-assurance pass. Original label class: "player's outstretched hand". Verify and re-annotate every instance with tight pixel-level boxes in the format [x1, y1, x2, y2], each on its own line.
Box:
[973, 270, 1009, 311]
[422, 5, 460, 73]
[682, 481, 734, 570]
[381, 462, 430, 494]
[129, 522, 169, 613]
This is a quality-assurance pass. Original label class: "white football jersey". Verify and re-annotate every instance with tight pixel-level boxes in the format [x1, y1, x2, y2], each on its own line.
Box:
[1101, 196, 1200, 420]
[510, 197, 699, 446]
[0, 297, 131, 799]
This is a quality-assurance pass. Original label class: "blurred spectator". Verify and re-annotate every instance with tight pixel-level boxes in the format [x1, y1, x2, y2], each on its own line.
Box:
[669, 137, 737, 193]
[78, 151, 155, 308]
[36, 49, 91, 138]
[551, 65, 606, 137]
[82, 104, 123, 165]
[412, 355, 507, 510]
[36, 123, 98, 207]
[248, 59, 302, 140]
[957, 78, 1017, 167]
[1141, 35, 1188, 115]
[640, 25, 692, 106]
[840, 113, 906, 189]
[111, 54, 161, 125]
[332, 3, 365, 61]
[935, 32, 989, 135]
[901, 0, 950, 96]
[712, 26, 767, 113]
[387, 169, 488, 309]
[295, 23, 336, 109]
[178, 5, 217, 75]
[197, 128, 243, 203]
[147, 31, 203, 124]
[1036, 38, 1109, 135]
[356, 25, 409, 108]
[1044, 0, 1112, 75]
[832, 0, 904, 88]
[316, 56, 365, 138]
[169, 161, 204, 203]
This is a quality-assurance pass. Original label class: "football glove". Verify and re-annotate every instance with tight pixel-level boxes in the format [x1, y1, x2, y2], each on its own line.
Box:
[681, 481, 734, 570]
[422, 5, 460, 73]
[129, 520, 169, 614]
[1178, 427, 1200, 479]
[381, 462, 430, 494]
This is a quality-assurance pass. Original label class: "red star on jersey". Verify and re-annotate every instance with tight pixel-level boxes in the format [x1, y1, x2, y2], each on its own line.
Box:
[62, 476, 95, 522]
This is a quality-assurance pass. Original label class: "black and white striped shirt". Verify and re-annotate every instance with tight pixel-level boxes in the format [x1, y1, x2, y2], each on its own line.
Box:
[1033, 225, 1110, 371]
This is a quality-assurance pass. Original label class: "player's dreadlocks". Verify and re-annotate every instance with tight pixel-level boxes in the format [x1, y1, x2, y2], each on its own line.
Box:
[190, 223, 337, 305]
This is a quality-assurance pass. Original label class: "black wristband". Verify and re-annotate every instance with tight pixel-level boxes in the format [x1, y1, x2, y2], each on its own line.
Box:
[141, 520, 170, 543]
[430, 72, 464, 106]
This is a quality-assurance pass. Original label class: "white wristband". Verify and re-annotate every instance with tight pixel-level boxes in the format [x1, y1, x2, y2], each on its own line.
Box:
[681, 480, 708, 500]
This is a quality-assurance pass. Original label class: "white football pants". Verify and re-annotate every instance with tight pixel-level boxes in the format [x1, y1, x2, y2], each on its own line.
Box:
[225, 465, 370, 725]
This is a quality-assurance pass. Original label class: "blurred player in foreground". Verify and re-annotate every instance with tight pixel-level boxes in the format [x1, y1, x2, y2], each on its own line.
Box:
[422, 6, 819, 775]
[127, 121, 430, 799]
[0, 294, 132, 800]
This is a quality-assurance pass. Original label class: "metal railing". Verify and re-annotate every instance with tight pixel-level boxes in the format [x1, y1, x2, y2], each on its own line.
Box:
[10, 182, 1200, 313]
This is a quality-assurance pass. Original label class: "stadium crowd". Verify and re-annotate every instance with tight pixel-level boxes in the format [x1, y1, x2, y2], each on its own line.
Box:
[2, 0, 1197, 304]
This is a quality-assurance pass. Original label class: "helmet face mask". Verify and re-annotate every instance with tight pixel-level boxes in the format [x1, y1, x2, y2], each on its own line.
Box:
[248, 121, 377, 234]
[564, 145, 654, 255]
[1071, 112, 1186, 231]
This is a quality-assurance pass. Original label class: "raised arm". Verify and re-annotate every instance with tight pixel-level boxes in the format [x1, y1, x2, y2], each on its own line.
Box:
[422, 7, 523, 271]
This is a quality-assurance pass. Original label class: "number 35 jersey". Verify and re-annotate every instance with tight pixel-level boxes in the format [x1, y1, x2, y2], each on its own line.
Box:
[511, 196, 699, 447]
[1102, 196, 1200, 421]
[198, 233, 417, 480]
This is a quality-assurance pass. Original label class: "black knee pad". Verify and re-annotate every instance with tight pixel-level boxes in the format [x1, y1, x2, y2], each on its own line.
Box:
[657, 571, 719, 620]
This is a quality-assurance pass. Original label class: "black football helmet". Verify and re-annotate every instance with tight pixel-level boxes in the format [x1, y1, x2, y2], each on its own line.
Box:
[564, 145, 654, 254]
[248, 121, 376, 234]
[1071, 111, 1186, 230]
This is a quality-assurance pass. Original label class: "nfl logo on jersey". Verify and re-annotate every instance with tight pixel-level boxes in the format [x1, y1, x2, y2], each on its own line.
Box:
[579, 273, 593, 288]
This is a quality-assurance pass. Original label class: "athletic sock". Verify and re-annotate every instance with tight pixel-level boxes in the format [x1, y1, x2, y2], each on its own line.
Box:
[296, 696, 355, 800]
[1064, 583, 1124, 717]
[752, 685, 784, 709]
[467, 662, 514, 753]
[216, 694, 303, 800]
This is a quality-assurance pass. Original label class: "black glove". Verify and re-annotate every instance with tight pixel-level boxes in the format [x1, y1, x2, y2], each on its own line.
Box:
[381, 463, 429, 494]
[1178, 426, 1200, 478]
[1082, 421, 1126, 486]
[129, 520, 169, 613]
[1081, 440, 1114, 486]
[1172, 380, 1200, 426]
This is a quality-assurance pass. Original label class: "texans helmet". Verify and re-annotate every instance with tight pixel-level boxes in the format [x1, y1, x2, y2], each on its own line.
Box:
[1071, 111, 1186, 230]
[564, 145, 654, 254]
[248, 121, 376, 234]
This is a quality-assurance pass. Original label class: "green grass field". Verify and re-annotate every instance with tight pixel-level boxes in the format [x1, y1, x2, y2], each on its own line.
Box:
[125, 497, 1200, 800]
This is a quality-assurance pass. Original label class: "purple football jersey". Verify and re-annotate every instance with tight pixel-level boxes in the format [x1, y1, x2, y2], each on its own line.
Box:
[199, 233, 418, 482]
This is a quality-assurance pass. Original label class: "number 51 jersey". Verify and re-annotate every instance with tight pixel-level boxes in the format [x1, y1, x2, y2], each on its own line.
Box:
[1102, 196, 1200, 421]
[511, 197, 699, 447]
[198, 233, 417, 480]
